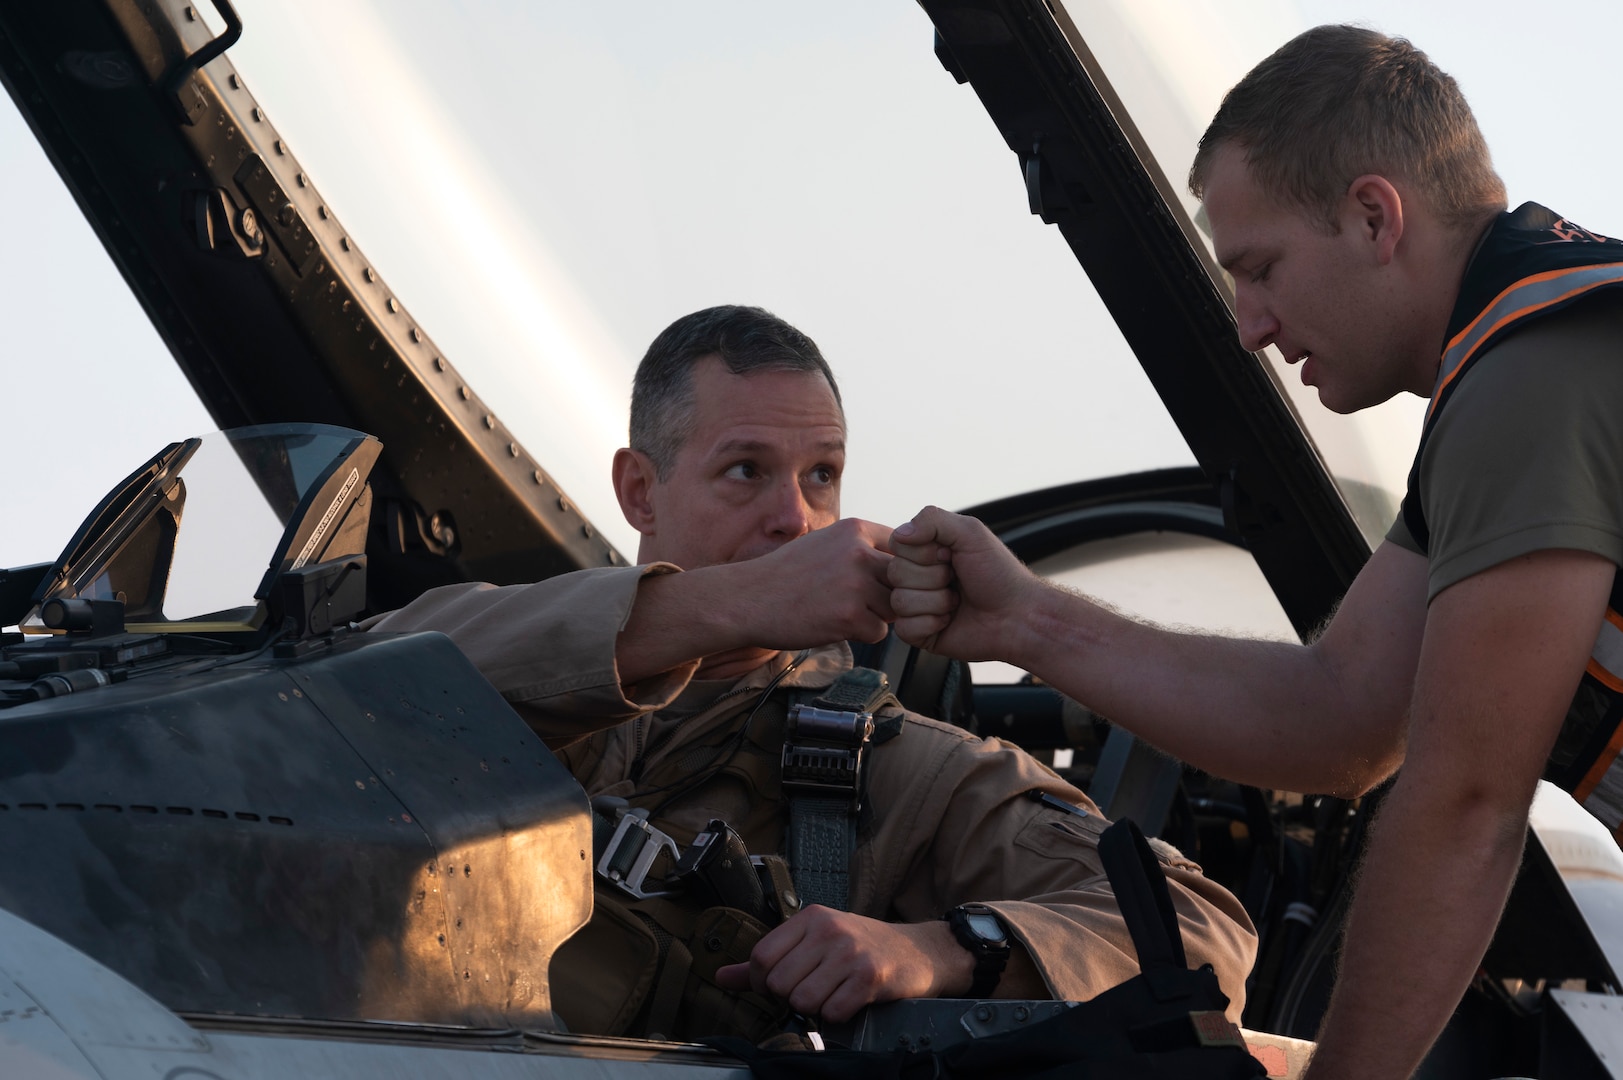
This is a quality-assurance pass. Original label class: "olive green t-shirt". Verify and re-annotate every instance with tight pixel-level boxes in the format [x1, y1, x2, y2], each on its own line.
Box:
[1386, 294, 1623, 599]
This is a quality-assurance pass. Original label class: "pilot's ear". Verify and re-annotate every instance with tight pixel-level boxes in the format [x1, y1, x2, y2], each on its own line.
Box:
[613, 448, 660, 535]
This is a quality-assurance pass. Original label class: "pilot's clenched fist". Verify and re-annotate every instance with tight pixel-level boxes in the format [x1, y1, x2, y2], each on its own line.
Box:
[737, 517, 896, 649]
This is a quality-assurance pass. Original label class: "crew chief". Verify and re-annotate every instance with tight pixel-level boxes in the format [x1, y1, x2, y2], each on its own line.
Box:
[889, 25, 1623, 1079]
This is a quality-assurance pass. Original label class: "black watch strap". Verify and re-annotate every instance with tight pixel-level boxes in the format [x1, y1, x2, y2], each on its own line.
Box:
[945, 903, 1010, 997]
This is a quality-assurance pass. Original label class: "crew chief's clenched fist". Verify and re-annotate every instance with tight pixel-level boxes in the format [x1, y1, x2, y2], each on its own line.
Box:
[887, 506, 1042, 660]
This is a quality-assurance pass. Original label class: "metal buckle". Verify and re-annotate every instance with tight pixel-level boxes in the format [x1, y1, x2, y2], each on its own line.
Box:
[596, 811, 682, 899]
[781, 704, 874, 812]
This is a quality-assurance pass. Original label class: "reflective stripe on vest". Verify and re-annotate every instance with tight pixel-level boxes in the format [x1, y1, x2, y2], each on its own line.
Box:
[1577, 606, 1623, 841]
[1403, 207, 1623, 848]
[1429, 262, 1623, 420]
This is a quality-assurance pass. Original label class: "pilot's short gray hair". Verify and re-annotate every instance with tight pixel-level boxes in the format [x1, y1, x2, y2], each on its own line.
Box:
[630, 305, 843, 480]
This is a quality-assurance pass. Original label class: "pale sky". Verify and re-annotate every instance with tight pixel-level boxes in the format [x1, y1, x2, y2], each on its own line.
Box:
[5, 2, 1619, 616]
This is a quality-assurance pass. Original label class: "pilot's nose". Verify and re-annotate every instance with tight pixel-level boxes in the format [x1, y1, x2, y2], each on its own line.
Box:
[1234, 285, 1279, 353]
[765, 477, 814, 541]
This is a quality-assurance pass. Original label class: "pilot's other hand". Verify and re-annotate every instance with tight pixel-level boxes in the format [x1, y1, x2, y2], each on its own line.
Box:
[740, 518, 895, 648]
[714, 906, 971, 1022]
[888, 507, 1037, 659]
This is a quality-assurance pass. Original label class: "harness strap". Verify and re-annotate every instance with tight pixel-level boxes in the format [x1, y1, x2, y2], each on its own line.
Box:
[815, 667, 892, 712]
[643, 934, 693, 1041]
[786, 794, 860, 911]
[784, 666, 901, 911]
[1098, 818, 1187, 979]
[758, 852, 803, 917]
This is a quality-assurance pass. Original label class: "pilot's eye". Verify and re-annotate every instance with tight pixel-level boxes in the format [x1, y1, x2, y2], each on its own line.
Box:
[1251, 263, 1272, 284]
[724, 462, 759, 481]
[808, 465, 837, 485]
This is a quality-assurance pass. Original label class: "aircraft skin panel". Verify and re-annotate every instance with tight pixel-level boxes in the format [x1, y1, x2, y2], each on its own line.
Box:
[0, 905, 752, 1079]
[0, 630, 590, 1030]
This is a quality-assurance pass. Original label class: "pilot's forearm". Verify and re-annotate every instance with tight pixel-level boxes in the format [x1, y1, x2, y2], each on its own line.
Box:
[974, 872, 1257, 1021]
[614, 561, 778, 685]
[714, 909, 1003, 1022]
[873, 919, 1041, 1000]
[616, 519, 896, 685]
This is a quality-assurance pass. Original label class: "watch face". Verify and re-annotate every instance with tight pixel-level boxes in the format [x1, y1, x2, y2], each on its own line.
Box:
[966, 913, 1005, 942]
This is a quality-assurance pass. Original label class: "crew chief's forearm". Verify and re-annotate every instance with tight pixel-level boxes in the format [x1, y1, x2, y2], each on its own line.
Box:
[1007, 582, 1404, 795]
[890, 515, 1425, 797]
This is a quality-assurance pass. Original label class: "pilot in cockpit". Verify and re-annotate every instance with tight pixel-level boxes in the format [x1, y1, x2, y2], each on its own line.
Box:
[365, 303, 1257, 1041]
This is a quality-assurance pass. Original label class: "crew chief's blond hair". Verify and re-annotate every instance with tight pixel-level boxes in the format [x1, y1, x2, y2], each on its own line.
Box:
[1189, 24, 1507, 233]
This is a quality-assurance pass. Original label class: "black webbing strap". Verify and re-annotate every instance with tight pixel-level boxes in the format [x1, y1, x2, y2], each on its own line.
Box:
[785, 794, 857, 911]
[708, 818, 1259, 1077]
[816, 667, 892, 712]
[1098, 817, 1187, 972]
[784, 667, 899, 912]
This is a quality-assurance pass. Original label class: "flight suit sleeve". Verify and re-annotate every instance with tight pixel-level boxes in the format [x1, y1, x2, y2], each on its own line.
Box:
[856, 716, 1257, 1021]
[361, 564, 700, 741]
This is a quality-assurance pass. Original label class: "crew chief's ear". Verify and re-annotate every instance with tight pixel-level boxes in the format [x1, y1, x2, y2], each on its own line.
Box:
[1345, 174, 1404, 265]
[612, 447, 660, 536]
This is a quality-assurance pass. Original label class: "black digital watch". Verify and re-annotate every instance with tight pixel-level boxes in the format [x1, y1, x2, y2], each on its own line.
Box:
[945, 903, 1010, 997]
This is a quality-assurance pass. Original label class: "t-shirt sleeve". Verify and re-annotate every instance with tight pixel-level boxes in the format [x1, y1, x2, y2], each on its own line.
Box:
[1419, 294, 1623, 599]
[1385, 497, 1423, 554]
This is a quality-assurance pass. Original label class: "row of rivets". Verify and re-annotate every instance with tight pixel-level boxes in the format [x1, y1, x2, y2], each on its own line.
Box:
[211, 59, 610, 564]
[201, 43, 560, 558]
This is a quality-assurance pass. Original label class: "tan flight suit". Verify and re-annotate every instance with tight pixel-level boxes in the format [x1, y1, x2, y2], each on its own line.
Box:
[365, 563, 1258, 1026]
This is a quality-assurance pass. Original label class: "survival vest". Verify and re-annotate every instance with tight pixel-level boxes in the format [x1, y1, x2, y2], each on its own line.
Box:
[550, 664, 905, 1041]
[1401, 202, 1623, 844]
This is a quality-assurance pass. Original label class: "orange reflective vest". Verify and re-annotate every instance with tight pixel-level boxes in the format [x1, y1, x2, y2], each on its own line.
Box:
[1402, 202, 1623, 843]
